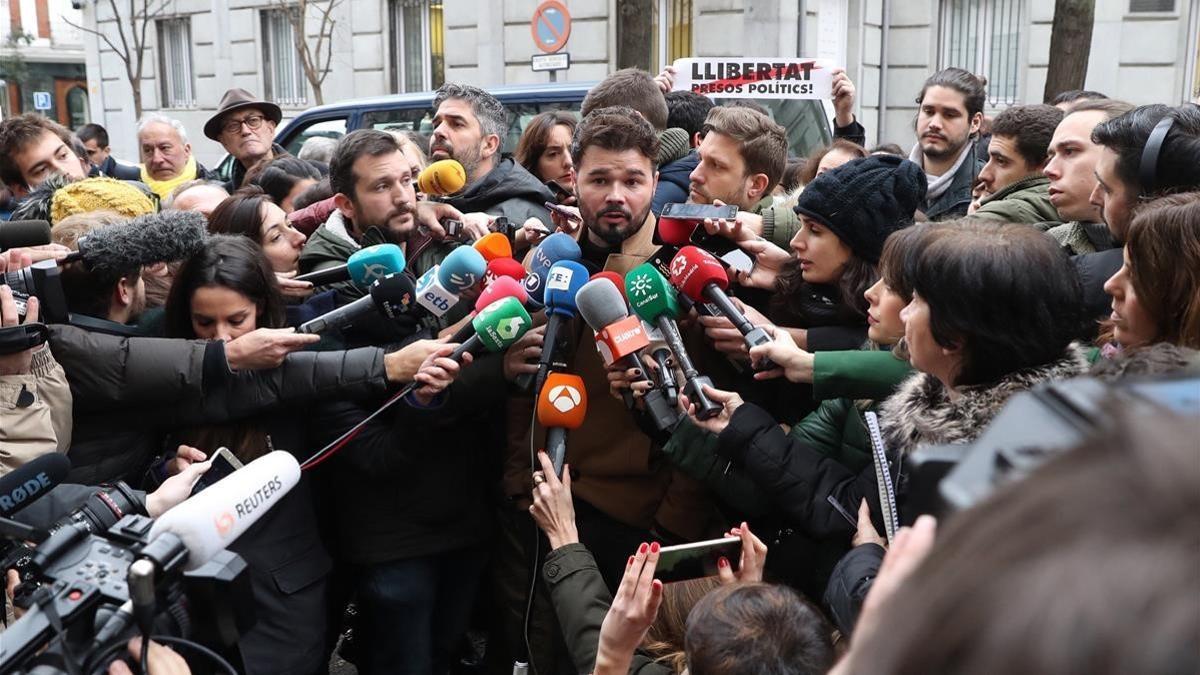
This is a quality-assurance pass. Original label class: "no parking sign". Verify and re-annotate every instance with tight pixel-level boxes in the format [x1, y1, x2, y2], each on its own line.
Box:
[531, 0, 571, 54]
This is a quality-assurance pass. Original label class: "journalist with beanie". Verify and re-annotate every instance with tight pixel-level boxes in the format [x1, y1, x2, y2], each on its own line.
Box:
[770, 154, 928, 352]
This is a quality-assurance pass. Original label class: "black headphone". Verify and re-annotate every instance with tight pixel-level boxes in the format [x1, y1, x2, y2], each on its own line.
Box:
[1138, 115, 1175, 196]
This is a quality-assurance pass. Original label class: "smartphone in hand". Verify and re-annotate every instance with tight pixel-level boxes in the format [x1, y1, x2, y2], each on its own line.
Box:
[190, 447, 244, 496]
[654, 536, 741, 583]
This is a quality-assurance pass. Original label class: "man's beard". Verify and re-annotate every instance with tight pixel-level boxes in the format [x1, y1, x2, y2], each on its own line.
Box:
[356, 201, 417, 244]
[583, 203, 650, 246]
[688, 181, 745, 208]
[430, 138, 482, 180]
[920, 129, 970, 160]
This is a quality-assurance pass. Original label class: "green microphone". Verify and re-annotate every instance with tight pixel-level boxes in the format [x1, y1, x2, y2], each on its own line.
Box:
[624, 264, 722, 420]
[451, 295, 533, 360]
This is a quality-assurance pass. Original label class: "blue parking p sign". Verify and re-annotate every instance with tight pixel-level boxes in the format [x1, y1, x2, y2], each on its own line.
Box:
[33, 91, 52, 110]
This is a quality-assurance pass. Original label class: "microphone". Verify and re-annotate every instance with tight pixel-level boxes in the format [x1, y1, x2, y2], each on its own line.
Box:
[0, 454, 71, 518]
[413, 245, 487, 318]
[524, 232, 582, 306]
[449, 295, 534, 362]
[473, 232, 513, 262]
[537, 372, 587, 477]
[483, 257, 527, 289]
[298, 272, 417, 334]
[149, 451, 300, 570]
[62, 210, 207, 276]
[625, 263, 722, 419]
[590, 271, 627, 299]
[0, 220, 52, 251]
[417, 159, 467, 196]
[531, 259, 589, 394]
[294, 243, 406, 287]
[446, 275, 529, 343]
[576, 277, 680, 431]
[656, 215, 697, 246]
[669, 246, 775, 367]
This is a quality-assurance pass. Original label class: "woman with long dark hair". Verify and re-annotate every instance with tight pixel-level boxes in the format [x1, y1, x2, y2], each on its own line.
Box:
[208, 186, 308, 276]
[515, 111, 578, 199]
[248, 156, 322, 213]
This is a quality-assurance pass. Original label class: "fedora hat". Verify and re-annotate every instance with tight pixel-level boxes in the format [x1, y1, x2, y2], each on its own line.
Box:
[204, 88, 283, 141]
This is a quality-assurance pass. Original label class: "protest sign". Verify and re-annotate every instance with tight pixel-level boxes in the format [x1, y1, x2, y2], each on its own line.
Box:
[671, 58, 834, 99]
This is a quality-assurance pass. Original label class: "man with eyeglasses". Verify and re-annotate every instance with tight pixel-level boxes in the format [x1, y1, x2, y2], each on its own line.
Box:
[204, 88, 291, 189]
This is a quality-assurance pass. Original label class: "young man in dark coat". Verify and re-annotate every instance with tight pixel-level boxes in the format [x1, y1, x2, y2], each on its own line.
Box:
[906, 68, 987, 220]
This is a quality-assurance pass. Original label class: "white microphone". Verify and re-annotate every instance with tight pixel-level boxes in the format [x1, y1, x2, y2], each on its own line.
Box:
[149, 451, 301, 570]
[414, 264, 459, 317]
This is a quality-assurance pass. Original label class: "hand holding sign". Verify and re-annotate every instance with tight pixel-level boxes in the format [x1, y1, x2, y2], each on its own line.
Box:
[670, 58, 834, 100]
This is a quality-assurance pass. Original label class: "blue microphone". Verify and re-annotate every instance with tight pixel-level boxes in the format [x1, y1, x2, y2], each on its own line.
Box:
[532, 259, 589, 394]
[524, 232, 582, 306]
[296, 243, 407, 288]
[0, 453, 70, 518]
[415, 245, 487, 317]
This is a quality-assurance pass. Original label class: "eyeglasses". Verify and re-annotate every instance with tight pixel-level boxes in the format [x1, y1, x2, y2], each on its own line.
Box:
[222, 114, 267, 135]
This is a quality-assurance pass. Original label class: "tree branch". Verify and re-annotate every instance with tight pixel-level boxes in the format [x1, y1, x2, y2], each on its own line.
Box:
[61, 15, 126, 62]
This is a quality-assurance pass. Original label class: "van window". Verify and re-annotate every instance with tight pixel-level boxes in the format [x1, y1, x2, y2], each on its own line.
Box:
[717, 99, 832, 159]
[364, 101, 581, 153]
[283, 116, 349, 156]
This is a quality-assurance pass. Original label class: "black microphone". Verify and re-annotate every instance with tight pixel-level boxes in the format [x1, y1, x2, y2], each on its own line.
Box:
[0, 454, 71, 518]
[0, 220, 51, 251]
[61, 210, 208, 275]
[298, 273, 417, 334]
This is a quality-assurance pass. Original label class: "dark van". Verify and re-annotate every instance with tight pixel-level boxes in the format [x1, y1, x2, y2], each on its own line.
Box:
[217, 82, 833, 179]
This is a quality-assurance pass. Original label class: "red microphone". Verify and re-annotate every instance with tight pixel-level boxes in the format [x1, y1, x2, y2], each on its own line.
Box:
[447, 276, 528, 343]
[657, 216, 696, 246]
[537, 372, 587, 477]
[590, 271, 627, 302]
[484, 257, 527, 289]
[669, 246, 775, 363]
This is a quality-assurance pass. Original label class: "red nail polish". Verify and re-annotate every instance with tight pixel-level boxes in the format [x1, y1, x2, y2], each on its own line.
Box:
[628, 555, 635, 566]
[638, 542, 648, 554]
[718, 557, 729, 568]
[649, 542, 660, 554]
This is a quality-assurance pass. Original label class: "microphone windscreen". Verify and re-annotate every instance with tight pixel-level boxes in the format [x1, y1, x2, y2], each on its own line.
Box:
[543, 260, 589, 316]
[472, 296, 533, 352]
[590, 271, 627, 301]
[670, 246, 729, 301]
[0, 220, 52, 251]
[150, 451, 300, 570]
[625, 263, 680, 323]
[476, 275, 527, 312]
[347, 244, 407, 286]
[437, 246, 487, 293]
[485, 258, 527, 287]
[473, 232, 513, 261]
[577, 277, 629, 330]
[656, 216, 696, 246]
[526, 233, 582, 303]
[417, 159, 467, 196]
[0, 453, 71, 517]
[370, 272, 418, 319]
[537, 372, 587, 429]
[78, 210, 208, 276]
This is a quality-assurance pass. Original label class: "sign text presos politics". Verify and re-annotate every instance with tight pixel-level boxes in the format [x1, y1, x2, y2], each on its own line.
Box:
[671, 58, 834, 100]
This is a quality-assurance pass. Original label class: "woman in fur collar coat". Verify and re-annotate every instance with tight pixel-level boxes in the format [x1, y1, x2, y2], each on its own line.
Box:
[684, 221, 1089, 546]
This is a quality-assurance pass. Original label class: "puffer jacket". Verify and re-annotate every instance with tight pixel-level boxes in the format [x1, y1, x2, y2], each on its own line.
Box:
[972, 174, 1061, 226]
[444, 155, 554, 225]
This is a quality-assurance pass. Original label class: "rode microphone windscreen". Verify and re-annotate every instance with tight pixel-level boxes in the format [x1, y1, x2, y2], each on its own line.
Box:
[0, 453, 71, 517]
[577, 277, 630, 330]
[77, 210, 208, 276]
[417, 159, 467, 196]
[437, 246, 487, 293]
[150, 451, 300, 570]
[0, 220, 52, 251]
[670, 246, 729, 300]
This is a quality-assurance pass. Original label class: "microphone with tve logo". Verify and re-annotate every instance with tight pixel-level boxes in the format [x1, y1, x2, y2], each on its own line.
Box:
[537, 372, 587, 478]
[413, 245, 487, 318]
[0, 453, 70, 518]
[417, 159, 468, 196]
[294, 243, 407, 288]
[298, 272, 416, 334]
[524, 232, 582, 307]
[149, 451, 300, 570]
[669, 246, 775, 368]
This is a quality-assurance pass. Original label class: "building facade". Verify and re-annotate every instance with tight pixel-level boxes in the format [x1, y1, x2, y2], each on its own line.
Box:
[78, 0, 1200, 165]
[1, 0, 89, 127]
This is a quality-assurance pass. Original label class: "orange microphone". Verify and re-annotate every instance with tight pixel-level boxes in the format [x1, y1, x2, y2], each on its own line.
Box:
[537, 372, 587, 477]
[473, 232, 513, 262]
[416, 159, 467, 196]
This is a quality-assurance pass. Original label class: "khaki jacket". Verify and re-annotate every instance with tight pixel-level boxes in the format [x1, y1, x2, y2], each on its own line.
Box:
[505, 214, 713, 541]
[0, 347, 73, 476]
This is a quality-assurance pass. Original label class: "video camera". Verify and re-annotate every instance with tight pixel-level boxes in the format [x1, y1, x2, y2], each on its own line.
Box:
[3, 259, 70, 324]
[906, 374, 1200, 519]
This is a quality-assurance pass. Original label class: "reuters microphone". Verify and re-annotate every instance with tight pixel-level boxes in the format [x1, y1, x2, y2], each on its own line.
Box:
[295, 243, 406, 287]
[537, 372, 587, 478]
[149, 451, 300, 570]
[0, 453, 71, 518]
[625, 263, 722, 420]
[669, 246, 775, 368]
[417, 159, 467, 196]
[474, 232, 513, 262]
[413, 245, 487, 318]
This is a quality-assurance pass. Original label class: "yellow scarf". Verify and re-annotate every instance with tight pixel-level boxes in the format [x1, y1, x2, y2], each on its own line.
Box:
[140, 156, 199, 199]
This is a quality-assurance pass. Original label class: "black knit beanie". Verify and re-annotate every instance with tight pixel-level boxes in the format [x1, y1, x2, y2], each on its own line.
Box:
[793, 154, 927, 264]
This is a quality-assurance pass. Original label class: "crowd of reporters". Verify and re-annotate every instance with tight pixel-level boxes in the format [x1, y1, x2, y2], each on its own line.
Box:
[0, 62, 1196, 675]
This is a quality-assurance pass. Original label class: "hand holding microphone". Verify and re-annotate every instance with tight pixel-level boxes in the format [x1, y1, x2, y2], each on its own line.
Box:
[298, 272, 417, 334]
[417, 159, 467, 196]
[536, 372, 587, 477]
[669, 246, 775, 370]
[409, 344, 472, 406]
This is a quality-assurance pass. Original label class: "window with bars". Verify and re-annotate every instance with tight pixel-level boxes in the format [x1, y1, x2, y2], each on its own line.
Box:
[261, 8, 307, 106]
[653, 0, 693, 72]
[389, 0, 443, 93]
[157, 18, 194, 108]
[938, 0, 1022, 108]
[1129, 0, 1175, 11]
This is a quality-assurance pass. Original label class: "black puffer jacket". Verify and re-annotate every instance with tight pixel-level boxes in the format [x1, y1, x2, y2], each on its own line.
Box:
[48, 325, 390, 485]
[444, 155, 554, 226]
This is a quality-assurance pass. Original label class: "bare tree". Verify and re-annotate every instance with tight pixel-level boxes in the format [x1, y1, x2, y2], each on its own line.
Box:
[64, 0, 170, 118]
[269, 0, 341, 106]
[616, 0, 653, 71]
[1043, 0, 1096, 102]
